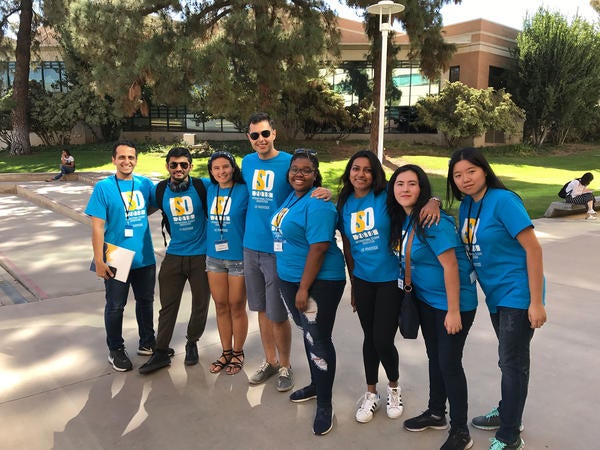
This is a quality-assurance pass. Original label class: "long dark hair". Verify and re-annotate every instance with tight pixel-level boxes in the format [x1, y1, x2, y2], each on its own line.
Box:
[446, 147, 508, 205]
[337, 150, 387, 211]
[288, 149, 322, 187]
[387, 164, 433, 248]
[207, 151, 245, 185]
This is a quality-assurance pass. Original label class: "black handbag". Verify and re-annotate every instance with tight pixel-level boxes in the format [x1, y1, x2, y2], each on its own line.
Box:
[399, 228, 420, 339]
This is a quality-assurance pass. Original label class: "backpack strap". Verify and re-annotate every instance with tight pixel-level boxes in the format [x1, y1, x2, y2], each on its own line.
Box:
[191, 177, 208, 218]
[154, 179, 170, 246]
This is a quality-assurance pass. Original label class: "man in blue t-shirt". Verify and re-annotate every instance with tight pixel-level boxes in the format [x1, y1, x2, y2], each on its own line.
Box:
[139, 147, 211, 375]
[242, 112, 295, 391]
[85, 140, 156, 372]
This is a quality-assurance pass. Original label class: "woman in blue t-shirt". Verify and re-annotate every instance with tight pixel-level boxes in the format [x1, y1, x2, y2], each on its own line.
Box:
[271, 150, 346, 435]
[447, 147, 547, 450]
[387, 164, 477, 450]
[206, 151, 249, 375]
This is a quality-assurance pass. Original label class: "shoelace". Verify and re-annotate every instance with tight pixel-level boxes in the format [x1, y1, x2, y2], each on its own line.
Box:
[489, 438, 508, 450]
[279, 367, 290, 377]
[388, 388, 402, 406]
[486, 407, 500, 419]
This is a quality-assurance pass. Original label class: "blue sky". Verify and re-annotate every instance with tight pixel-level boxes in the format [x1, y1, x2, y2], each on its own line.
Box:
[332, 0, 598, 30]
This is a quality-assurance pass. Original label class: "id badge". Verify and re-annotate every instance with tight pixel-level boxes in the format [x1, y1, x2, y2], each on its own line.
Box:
[274, 239, 283, 252]
[397, 278, 404, 290]
[215, 240, 229, 252]
[469, 270, 478, 284]
[124, 225, 134, 238]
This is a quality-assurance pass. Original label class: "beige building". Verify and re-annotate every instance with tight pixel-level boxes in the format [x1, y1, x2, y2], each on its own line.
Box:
[1, 18, 522, 145]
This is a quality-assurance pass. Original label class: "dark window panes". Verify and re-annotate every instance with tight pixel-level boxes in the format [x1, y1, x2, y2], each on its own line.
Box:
[449, 66, 460, 83]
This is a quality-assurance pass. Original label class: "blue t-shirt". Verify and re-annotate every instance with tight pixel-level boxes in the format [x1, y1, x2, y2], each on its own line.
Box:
[271, 189, 346, 283]
[339, 189, 398, 282]
[400, 213, 477, 312]
[85, 174, 155, 269]
[149, 177, 209, 256]
[458, 188, 545, 313]
[206, 182, 249, 261]
[242, 152, 293, 253]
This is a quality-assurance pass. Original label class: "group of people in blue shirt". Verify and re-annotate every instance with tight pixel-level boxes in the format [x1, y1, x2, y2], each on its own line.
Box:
[85, 111, 546, 450]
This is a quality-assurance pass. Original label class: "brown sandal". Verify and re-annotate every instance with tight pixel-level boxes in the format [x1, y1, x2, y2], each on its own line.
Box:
[209, 349, 232, 374]
[226, 350, 245, 375]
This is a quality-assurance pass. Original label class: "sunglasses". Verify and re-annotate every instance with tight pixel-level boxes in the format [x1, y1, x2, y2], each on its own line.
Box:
[249, 130, 271, 140]
[294, 148, 317, 156]
[169, 161, 189, 169]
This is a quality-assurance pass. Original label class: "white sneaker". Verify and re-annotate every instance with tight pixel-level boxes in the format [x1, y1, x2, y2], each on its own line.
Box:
[586, 213, 597, 220]
[355, 392, 381, 423]
[386, 385, 404, 419]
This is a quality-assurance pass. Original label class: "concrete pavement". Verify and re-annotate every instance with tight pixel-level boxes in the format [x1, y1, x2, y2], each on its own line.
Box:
[0, 173, 598, 449]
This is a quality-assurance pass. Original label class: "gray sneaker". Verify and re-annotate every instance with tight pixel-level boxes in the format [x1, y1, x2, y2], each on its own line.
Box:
[249, 361, 279, 385]
[472, 407, 524, 432]
[277, 366, 294, 392]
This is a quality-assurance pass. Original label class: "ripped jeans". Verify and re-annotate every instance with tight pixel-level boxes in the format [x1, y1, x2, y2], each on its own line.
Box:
[279, 278, 346, 408]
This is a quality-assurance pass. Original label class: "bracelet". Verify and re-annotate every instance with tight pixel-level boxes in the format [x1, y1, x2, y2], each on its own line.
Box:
[430, 196, 441, 204]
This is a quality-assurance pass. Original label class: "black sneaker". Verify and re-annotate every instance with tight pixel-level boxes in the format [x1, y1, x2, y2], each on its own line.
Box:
[138, 345, 175, 357]
[313, 405, 334, 436]
[139, 349, 171, 374]
[488, 437, 524, 450]
[108, 348, 133, 372]
[441, 429, 473, 450]
[184, 341, 199, 366]
[290, 384, 317, 403]
[404, 410, 449, 432]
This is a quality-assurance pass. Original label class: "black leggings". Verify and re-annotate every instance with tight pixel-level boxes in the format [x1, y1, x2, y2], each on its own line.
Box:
[353, 277, 401, 385]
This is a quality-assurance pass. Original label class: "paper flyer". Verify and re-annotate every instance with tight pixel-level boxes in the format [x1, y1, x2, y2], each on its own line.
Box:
[90, 243, 135, 283]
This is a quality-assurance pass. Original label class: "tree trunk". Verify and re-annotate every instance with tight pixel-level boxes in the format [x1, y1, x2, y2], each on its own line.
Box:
[10, 0, 33, 156]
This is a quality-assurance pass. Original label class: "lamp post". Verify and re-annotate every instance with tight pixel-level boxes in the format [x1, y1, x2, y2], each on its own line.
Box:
[366, 1, 405, 162]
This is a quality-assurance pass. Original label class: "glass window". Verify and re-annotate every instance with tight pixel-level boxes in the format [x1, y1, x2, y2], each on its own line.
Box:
[449, 65, 460, 83]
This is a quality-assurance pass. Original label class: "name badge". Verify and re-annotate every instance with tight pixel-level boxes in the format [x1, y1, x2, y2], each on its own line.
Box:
[274, 239, 283, 252]
[397, 278, 404, 290]
[470, 270, 478, 284]
[124, 225, 133, 238]
[215, 240, 229, 252]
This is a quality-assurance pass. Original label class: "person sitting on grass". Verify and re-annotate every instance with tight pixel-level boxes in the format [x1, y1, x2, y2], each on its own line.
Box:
[46, 150, 75, 182]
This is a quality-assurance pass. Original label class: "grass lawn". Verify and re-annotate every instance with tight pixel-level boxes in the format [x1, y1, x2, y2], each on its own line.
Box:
[1, 140, 599, 218]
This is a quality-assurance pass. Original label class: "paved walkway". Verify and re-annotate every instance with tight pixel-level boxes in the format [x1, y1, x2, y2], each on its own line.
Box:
[0, 173, 598, 449]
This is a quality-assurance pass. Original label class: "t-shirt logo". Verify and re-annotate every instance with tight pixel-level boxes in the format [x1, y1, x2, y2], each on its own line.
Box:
[460, 218, 479, 245]
[169, 196, 194, 216]
[350, 207, 375, 233]
[210, 196, 232, 215]
[252, 170, 275, 192]
[121, 190, 145, 210]
[271, 208, 289, 230]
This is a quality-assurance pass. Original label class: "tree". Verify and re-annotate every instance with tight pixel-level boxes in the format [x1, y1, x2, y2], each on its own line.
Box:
[591, 0, 600, 14]
[1, 0, 38, 155]
[510, 9, 600, 146]
[416, 81, 524, 148]
[50, 0, 338, 128]
[344, 0, 461, 153]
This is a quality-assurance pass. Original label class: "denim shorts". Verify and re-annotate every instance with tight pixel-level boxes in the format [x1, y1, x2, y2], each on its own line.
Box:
[205, 256, 244, 276]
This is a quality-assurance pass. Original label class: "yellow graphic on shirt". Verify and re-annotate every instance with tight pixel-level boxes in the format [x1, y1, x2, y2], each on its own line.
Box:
[170, 196, 193, 216]
[350, 207, 375, 233]
[460, 217, 479, 245]
[210, 196, 231, 215]
[252, 169, 275, 192]
[271, 208, 289, 230]
[121, 190, 146, 211]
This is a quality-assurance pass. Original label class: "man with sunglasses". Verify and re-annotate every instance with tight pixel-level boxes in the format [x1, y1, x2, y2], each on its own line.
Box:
[85, 140, 157, 372]
[139, 147, 211, 374]
[242, 112, 296, 391]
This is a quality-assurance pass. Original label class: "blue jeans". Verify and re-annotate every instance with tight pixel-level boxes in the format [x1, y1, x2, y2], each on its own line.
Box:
[279, 279, 345, 408]
[418, 301, 475, 431]
[490, 307, 534, 444]
[104, 264, 156, 351]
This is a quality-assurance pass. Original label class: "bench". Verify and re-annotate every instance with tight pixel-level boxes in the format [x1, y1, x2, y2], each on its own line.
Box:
[544, 196, 600, 218]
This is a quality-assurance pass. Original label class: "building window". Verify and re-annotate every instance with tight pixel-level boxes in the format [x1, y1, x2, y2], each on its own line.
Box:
[449, 66, 460, 83]
[488, 66, 507, 90]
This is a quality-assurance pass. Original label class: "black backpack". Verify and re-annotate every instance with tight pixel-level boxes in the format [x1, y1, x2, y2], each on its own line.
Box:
[154, 177, 208, 246]
[558, 180, 572, 199]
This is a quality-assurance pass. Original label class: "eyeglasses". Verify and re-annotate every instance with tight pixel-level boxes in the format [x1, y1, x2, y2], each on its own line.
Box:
[169, 161, 189, 169]
[289, 167, 315, 176]
[248, 130, 271, 140]
[294, 148, 317, 156]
